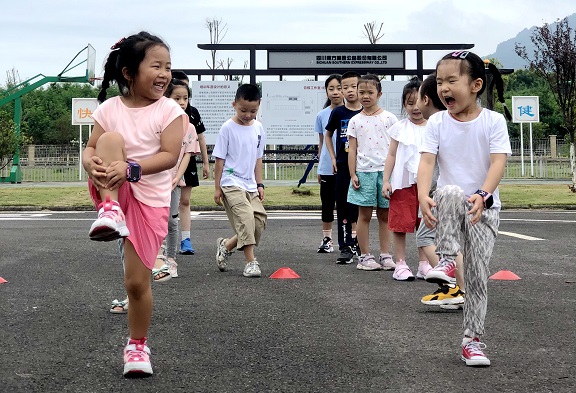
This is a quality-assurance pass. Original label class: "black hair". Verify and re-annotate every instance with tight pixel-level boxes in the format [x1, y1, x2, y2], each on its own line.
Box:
[341, 71, 361, 81]
[323, 74, 342, 108]
[402, 76, 421, 107]
[436, 51, 486, 96]
[235, 83, 261, 101]
[485, 62, 512, 120]
[165, 78, 191, 98]
[419, 74, 446, 110]
[98, 31, 169, 103]
[358, 74, 382, 93]
[171, 70, 189, 83]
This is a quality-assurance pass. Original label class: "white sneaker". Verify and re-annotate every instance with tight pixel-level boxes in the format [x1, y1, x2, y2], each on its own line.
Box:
[243, 260, 261, 277]
[216, 238, 232, 272]
[378, 254, 396, 270]
[356, 254, 383, 271]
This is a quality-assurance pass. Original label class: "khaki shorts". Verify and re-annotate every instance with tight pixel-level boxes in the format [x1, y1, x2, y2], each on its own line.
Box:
[222, 186, 267, 250]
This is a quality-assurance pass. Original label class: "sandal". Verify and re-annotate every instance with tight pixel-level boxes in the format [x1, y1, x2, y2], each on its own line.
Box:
[110, 298, 129, 314]
[152, 264, 171, 283]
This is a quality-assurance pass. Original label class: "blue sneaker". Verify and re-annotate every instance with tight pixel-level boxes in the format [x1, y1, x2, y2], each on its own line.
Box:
[180, 238, 195, 255]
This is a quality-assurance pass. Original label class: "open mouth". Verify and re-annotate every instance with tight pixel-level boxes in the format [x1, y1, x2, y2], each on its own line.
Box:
[153, 82, 166, 90]
[444, 96, 455, 106]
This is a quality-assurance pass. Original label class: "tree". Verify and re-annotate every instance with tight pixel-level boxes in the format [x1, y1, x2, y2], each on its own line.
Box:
[0, 110, 17, 169]
[515, 17, 576, 191]
[205, 17, 228, 81]
[363, 21, 385, 44]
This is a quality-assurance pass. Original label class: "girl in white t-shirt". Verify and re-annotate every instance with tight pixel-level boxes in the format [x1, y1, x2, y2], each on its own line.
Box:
[82, 32, 187, 377]
[347, 74, 397, 271]
[418, 51, 511, 367]
[382, 78, 430, 281]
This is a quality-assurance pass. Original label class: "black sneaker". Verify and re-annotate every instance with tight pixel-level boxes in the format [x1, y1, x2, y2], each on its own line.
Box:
[336, 247, 354, 264]
[317, 237, 334, 253]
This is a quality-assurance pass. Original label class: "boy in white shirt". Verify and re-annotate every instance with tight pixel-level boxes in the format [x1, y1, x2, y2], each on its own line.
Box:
[213, 84, 267, 277]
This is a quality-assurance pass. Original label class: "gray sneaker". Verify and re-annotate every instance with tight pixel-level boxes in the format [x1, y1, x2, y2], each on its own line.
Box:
[243, 260, 261, 277]
[216, 238, 232, 272]
[356, 254, 383, 271]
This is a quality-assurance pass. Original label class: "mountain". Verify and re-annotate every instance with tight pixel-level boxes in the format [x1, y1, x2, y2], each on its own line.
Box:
[485, 13, 576, 69]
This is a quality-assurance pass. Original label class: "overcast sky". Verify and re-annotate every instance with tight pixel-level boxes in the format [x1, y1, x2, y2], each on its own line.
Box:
[1, 0, 575, 84]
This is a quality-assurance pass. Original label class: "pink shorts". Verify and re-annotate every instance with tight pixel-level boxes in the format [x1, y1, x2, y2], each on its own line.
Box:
[89, 181, 169, 270]
[388, 184, 420, 233]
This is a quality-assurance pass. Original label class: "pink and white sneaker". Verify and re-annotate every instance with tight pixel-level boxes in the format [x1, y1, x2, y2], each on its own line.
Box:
[416, 260, 433, 279]
[425, 257, 457, 285]
[89, 195, 129, 241]
[123, 337, 153, 376]
[392, 260, 415, 281]
[461, 337, 491, 367]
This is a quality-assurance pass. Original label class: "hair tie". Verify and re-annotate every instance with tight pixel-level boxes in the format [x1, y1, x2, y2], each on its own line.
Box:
[110, 37, 126, 50]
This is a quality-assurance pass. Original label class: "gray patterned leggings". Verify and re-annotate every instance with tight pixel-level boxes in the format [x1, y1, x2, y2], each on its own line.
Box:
[434, 185, 499, 338]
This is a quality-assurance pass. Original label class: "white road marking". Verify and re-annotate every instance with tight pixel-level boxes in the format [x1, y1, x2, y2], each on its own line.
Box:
[499, 231, 544, 241]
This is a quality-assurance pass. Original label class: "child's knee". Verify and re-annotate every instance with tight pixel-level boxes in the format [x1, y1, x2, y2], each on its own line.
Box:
[124, 277, 150, 299]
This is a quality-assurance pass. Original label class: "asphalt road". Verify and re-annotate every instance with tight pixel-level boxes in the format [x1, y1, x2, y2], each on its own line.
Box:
[0, 210, 575, 392]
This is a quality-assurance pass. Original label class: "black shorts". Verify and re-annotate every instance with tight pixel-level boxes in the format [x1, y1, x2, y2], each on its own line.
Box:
[183, 159, 200, 188]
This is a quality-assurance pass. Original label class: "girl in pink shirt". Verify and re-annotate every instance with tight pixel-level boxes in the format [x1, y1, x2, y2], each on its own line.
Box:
[82, 31, 187, 377]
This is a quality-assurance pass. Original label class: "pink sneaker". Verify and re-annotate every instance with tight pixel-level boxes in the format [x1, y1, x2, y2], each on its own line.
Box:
[425, 258, 456, 284]
[378, 254, 396, 270]
[461, 338, 491, 367]
[123, 337, 153, 376]
[356, 254, 383, 271]
[392, 260, 415, 281]
[89, 195, 129, 241]
[416, 260, 433, 279]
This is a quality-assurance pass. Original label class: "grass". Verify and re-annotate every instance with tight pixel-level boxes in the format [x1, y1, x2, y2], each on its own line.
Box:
[1, 183, 576, 210]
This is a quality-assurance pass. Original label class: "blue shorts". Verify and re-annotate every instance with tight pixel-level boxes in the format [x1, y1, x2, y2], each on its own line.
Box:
[347, 171, 389, 208]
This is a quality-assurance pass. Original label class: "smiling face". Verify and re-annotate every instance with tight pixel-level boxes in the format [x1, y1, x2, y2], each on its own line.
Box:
[436, 59, 482, 119]
[326, 78, 343, 107]
[404, 90, 424, 124]
[170, 85, 189, 110]
[126, 44, 171, 105]
[232, 97, 260, 126]
[357, 81, 381, 112]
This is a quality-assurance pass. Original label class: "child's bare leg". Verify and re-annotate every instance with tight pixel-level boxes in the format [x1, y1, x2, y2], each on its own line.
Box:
[356, 206, 372, 255]
[242, 244, 255, 262]
[123, 240, 152, 339]
[393, 232, 407, 261]
[94, 132, 126, 200]
[376, 207, 391, 254]
[225, 235, 238, 251]
[421, 245, 439, 266]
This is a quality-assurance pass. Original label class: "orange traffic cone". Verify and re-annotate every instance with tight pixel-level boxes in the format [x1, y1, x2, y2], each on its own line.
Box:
[489, 270, 521, 280]
[0, 277, 7, 284]
[270, 267, 300, 279]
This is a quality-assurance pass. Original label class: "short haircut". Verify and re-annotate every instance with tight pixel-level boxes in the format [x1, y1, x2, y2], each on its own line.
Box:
[419, 74, 445, 110]
[359, 74, 382, 93]
[235, 83, 261, 101]
[341, 71, 361, 81]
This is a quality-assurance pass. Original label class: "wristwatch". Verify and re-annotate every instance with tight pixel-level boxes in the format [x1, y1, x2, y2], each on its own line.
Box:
[126, 161, 142, 182]
[257, 183, 265, 189]
[474, 189, 493, 209]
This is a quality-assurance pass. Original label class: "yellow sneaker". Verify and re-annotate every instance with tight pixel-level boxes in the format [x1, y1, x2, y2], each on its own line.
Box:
[421, 284, 464, 306]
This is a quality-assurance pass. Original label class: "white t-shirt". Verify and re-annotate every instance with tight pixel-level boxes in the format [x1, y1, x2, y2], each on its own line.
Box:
[212, 119, 266, 192]
[347, 111, 397, 172]
[387, 118, 427, 192]
[420, 109, 512, 210]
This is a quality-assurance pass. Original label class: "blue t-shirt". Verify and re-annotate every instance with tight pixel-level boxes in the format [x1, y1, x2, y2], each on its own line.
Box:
[325, 105, 363, 165]
[315, 107, 337, 176]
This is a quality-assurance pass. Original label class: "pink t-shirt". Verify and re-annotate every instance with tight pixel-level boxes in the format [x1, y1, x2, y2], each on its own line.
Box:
[172, 124, 201, 185]
[92, 96, 188, 207]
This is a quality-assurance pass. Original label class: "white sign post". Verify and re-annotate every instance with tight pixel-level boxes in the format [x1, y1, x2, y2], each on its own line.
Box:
[72, 98, 99, 180]
[512, 96, 540, 177]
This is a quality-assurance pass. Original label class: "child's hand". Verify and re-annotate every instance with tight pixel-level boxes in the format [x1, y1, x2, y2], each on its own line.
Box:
[467, 194, 484, 225]
[86, 155, 107, 190]
[419, 196, 438, 229]
[351, 174, 360, 190]
[258, 187, 265, 201]
[331, 158, 337, 174]
[214, 188, 223, 206]
[382, 181, 392, 200]
[171, 176, 179, 190]
[317, 174, 322, 184]
[202, 164, 210, 179]
[105, 160, 128, 191]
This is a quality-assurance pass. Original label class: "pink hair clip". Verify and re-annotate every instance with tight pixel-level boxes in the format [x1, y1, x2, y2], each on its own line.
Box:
[110, 37, 126, 50]
[451, 51, 470, 59]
